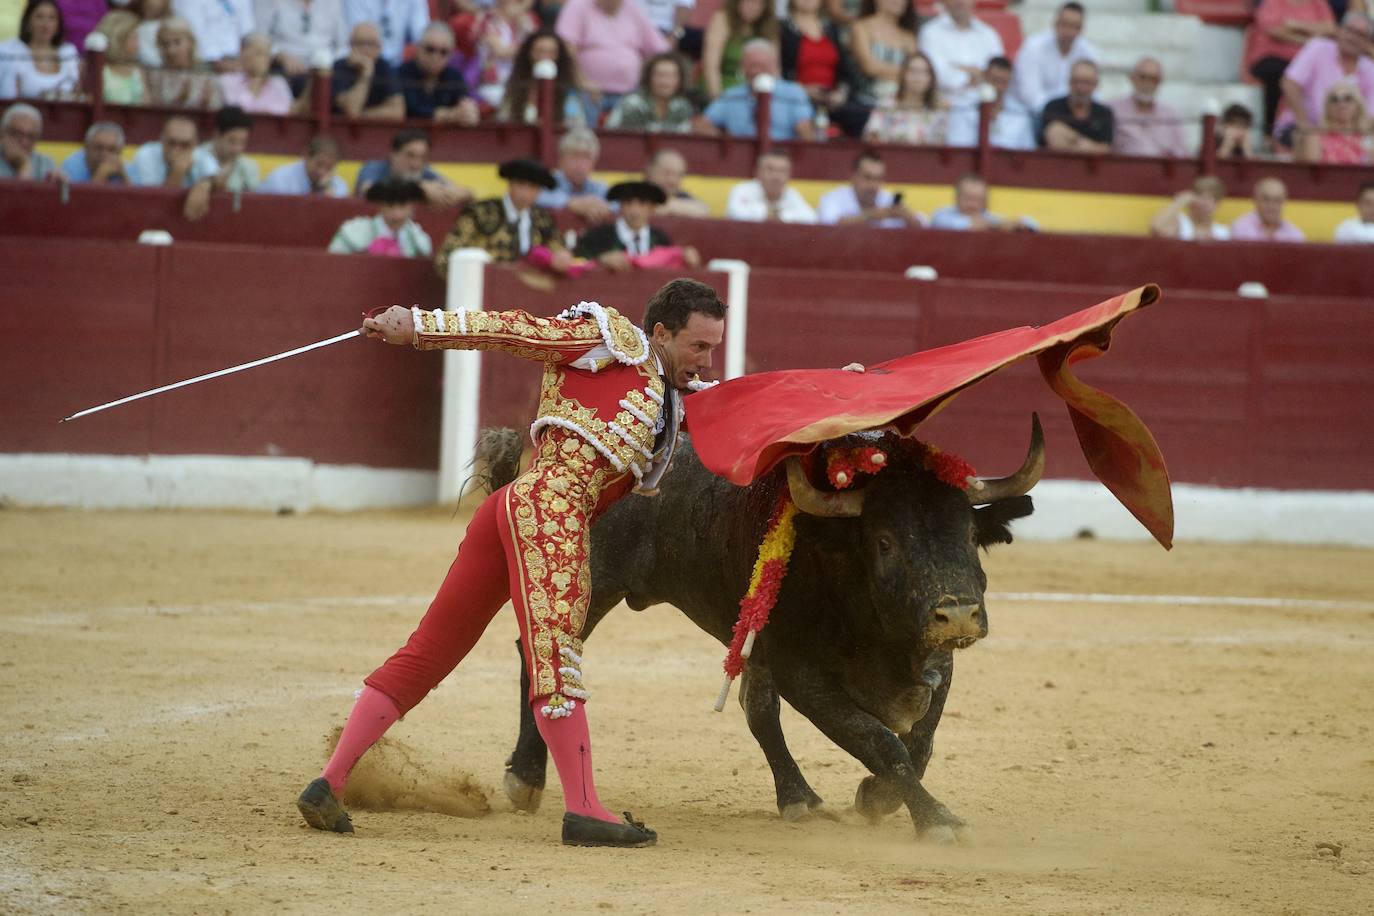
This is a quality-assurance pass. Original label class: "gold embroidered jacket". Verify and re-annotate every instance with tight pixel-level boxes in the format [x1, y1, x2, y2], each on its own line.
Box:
[434, 198, 562, 278]
[411, 301, 680, 488]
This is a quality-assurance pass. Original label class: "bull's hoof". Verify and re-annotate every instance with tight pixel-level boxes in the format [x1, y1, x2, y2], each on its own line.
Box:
[780, 801, 813, 822]
[854, 775, 903, 824]
[503, 771, 543, 813]
[919, 824, 958, 846]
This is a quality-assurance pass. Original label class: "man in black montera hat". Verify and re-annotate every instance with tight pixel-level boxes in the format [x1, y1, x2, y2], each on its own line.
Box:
[573, 180, 701, 272]
[435, 158, 572, 278]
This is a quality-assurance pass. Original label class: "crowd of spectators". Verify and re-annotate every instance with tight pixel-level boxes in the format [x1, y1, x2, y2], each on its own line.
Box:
[3, 0, 1368, 157]
[2, 0, 1372, 248]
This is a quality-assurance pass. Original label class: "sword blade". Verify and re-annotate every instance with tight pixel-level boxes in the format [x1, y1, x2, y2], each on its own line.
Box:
[61, 329, 363, 423]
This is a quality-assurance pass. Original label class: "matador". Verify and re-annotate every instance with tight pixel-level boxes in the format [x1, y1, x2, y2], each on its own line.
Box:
[296, 278, 727, 847]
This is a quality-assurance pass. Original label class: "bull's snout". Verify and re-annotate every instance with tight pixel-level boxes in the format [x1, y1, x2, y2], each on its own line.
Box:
[926, 599, 987, 649]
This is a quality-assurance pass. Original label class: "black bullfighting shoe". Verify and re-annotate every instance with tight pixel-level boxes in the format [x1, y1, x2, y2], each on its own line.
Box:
[561, 811, 657, 848]
[296, 777, 354, 833]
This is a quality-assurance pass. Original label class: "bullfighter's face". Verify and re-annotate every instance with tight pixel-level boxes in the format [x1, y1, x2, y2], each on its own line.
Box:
[652, 312, 725, 391]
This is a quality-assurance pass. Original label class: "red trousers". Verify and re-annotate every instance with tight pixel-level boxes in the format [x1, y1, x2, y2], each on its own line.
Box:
[364, 429, 632, 717]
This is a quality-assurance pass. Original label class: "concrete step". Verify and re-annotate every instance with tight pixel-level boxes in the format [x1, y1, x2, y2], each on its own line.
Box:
[1011, 9, 1245, 84]
[1017, 0, 1150, 14]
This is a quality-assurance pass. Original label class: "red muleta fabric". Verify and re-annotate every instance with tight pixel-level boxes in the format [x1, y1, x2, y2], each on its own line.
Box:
[684, 285, 1174, 549]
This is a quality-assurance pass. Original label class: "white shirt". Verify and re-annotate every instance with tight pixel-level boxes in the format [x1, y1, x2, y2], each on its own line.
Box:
[637, 0, 692, 35]
[344, 0, 431, 64]
[917, 13, 1004, 96]
[127, 141, 221, 187]
[726, 179, 817, 224]
[1011, 28, 1098, 114]
[816, 185, 918, 228]
[0, 40, 81, 100]
[254, 0, 350, 63]
[1334, 216, 1374, 243]
[614, 217, 652, 254]
[1177, 213, 1231, 241]
[175, 0, 257, 63]
[946, 95, 1036, 150]
[258, 159, 350, 196]
[502, 193, 533, 254]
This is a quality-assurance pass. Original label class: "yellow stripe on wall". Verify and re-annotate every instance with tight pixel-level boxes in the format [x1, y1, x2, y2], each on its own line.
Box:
[38, 142, 1356, 242]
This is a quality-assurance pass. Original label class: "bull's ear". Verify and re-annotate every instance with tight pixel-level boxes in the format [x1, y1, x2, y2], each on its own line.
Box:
[975, 496, 1034, 548]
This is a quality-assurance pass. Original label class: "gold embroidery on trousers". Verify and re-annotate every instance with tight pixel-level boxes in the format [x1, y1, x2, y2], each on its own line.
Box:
[507, 429, 623, 704]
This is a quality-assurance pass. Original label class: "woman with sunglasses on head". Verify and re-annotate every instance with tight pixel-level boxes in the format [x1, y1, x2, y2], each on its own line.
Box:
[145, 14, 223, 109]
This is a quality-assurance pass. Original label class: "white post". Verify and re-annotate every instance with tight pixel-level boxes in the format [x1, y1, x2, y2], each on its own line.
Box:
[438, 248, 491, 503]
[708, 258, 750, 380]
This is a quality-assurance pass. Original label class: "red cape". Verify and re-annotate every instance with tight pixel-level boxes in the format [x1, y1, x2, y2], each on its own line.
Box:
[685, 284, 1174, 549]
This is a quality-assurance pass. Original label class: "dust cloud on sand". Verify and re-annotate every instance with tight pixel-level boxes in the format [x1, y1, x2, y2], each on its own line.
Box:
[328, 727, 491, 819]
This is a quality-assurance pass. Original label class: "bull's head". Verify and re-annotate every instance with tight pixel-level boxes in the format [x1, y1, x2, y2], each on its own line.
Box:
[785, 416, 1043, 652]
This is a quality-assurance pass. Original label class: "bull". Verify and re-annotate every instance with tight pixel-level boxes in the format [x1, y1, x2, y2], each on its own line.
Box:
[494, 416, 1044, 842]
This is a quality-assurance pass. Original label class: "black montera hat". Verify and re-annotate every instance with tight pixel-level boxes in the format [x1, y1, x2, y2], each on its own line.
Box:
[365, 177, 426, 204]
[498, 158, 557, 189]
[606, 180, 668, 205]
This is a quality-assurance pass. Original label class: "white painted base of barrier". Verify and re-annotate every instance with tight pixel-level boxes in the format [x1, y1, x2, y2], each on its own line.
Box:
[1019, 480, 1374, 546]
[1, 453, 1370, 545]
[0, 454, 436, 512]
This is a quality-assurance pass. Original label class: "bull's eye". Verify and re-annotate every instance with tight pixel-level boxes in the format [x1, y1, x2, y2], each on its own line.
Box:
[877, 535, 893, 555]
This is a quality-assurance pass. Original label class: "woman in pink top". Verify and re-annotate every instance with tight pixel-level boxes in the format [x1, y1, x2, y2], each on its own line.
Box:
[219, 32, 297, 115]
[1248, 0, 1335, 134]
[1299, 81, 1373, 164]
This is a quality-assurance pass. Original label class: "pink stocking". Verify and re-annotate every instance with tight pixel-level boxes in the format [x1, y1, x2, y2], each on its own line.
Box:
[321, 686, 402, 795]
[532, 698, 619, 823]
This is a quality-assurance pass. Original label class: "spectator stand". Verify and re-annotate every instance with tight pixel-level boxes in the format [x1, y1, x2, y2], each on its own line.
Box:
[6, 39, 1369, 203]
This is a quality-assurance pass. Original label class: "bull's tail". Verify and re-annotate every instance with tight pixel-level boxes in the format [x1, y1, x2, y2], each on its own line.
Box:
[471, 427, 526, 494]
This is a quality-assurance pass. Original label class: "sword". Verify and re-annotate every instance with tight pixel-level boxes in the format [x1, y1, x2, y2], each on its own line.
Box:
[60, 329, 363, 423]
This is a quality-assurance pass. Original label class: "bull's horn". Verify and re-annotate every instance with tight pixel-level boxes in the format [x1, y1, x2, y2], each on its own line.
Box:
[786, 457, 865, 517]
[967, 414, 1045, 505]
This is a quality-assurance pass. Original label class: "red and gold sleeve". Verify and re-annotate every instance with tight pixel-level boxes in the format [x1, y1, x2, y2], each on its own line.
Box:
[410, 307, 604, 362]
[409, 302, 652, 367]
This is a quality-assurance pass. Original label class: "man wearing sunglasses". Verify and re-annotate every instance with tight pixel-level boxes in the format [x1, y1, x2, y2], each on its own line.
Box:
[398, 21, 480, 123]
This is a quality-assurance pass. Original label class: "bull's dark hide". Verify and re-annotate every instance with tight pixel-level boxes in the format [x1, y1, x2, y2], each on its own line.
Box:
[502, 432, 1034, 841]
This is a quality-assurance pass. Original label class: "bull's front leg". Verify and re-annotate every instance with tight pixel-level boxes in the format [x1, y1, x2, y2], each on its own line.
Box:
[853, 651, 963, 834]
[738, 665, 827, 821]
[774, 665, 966, 844]
[905, 650, 955, 780]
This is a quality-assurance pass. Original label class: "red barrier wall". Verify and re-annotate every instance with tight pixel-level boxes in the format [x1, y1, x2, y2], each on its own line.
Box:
[5, 238, 446, 469]
[5, 240, 1372, 490]
[3, 181, 1370, 299]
